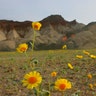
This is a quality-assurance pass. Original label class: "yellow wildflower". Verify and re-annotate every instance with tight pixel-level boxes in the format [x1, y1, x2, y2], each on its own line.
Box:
[51, 71, 57, 77]
[54, 78, 71, 91]
[89, 84, 93, 89]
[68, 63, 74, 69]
[16, 43, 28, 53]
[76, 55, 83, 59]
[90, 55, 96, 59]
[87, 73, 92, 79]
[32, 22, 42, 31]
[83, 50, 90, 56]
[62, 45, 67, 49]
[22, 71, 42, 89]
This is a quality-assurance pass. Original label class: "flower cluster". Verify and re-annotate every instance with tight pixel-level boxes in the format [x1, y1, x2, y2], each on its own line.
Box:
[17, 21, 72, 95]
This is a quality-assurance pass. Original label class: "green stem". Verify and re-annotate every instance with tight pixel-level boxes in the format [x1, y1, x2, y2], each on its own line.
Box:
[23, 51, 30, 71]
[25, 51, 28, 58]
[35, 87, 39, 96]
[29, 30, 36, 70]
[32, 30, 36, 52]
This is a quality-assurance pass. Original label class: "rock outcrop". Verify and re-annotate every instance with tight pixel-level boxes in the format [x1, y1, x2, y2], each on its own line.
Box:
[0, 14, 96, 51]
[69, 22, 96, 49]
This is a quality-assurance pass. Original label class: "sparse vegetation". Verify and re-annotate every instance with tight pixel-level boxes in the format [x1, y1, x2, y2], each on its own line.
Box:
[0, 49, 96, 96]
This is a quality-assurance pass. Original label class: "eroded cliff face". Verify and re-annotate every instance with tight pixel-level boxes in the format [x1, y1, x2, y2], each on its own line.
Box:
[2, 14, 96, 51]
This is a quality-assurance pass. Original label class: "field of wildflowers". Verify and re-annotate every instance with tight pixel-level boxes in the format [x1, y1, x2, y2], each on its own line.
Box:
[0, 49, 96, 96]
[0, 22, 96, 96]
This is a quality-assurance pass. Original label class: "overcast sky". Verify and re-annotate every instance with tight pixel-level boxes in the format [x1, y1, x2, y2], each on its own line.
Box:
[0, 0, 96, 24]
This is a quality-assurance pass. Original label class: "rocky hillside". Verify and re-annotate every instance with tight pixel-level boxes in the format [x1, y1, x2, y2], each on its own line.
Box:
[0, 15, 96, 51]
